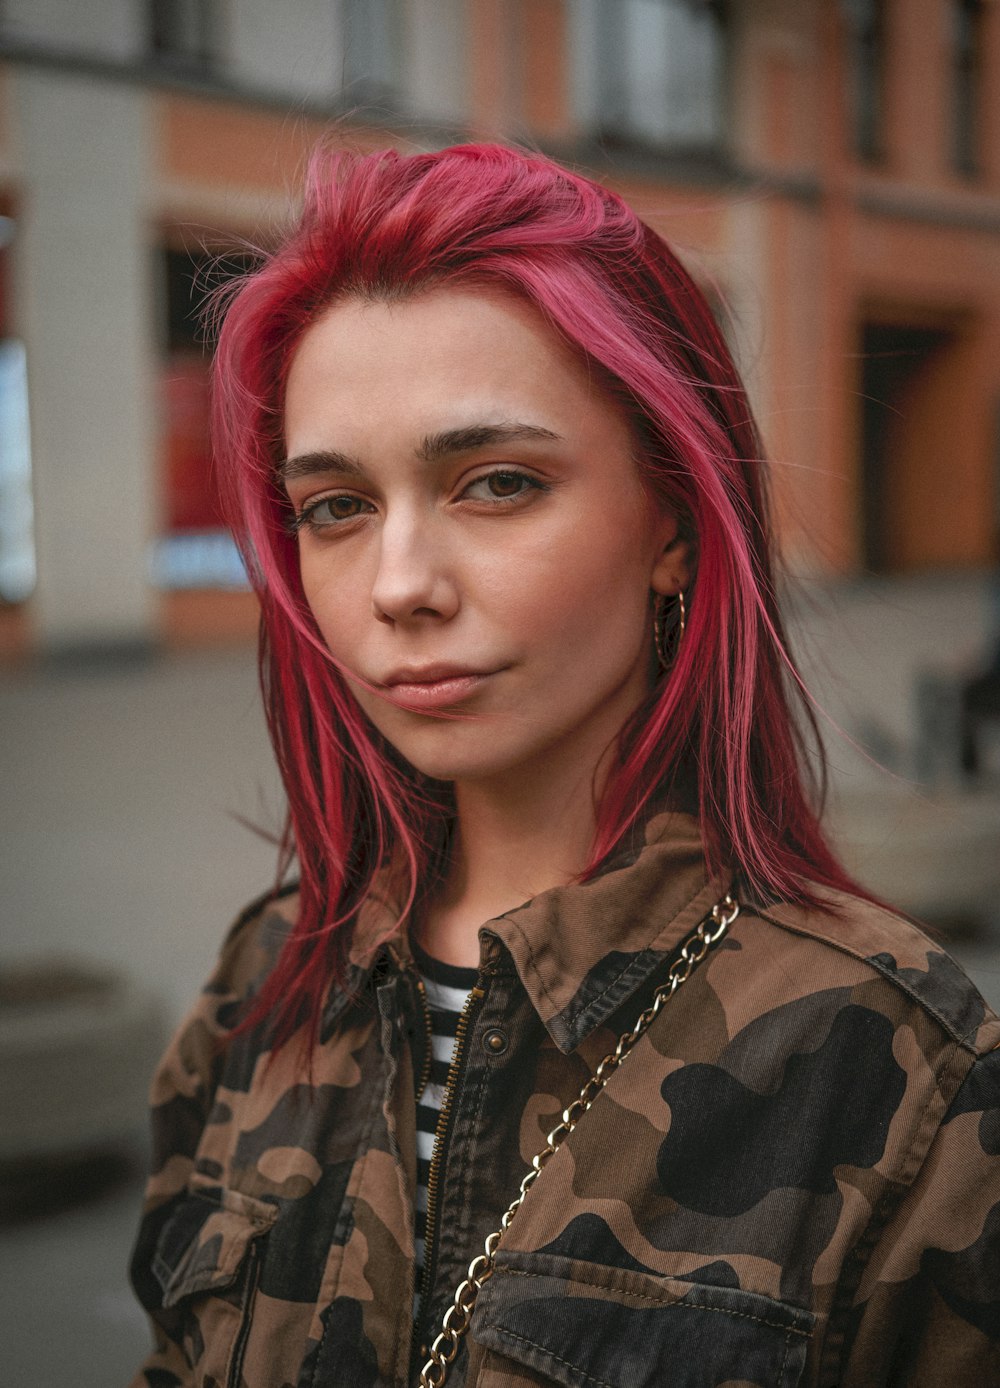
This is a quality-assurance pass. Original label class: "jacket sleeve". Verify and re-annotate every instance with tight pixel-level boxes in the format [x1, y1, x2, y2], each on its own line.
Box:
[126, 892, 291, 1387]
[842, 1043, 1000, 1385]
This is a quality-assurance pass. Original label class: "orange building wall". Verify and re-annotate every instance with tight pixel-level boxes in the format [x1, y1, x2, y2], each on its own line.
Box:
[467, 0, 518, 136]
[883, 322, 996, 569]
[748, 0, 1000, 574]
[519, 0, 571, 141]
[885, 0, 947, 184]
[159, 96, 328, 193]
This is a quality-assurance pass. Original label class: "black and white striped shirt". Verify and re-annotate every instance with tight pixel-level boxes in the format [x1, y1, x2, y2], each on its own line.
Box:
[412, 939, 478, 1283]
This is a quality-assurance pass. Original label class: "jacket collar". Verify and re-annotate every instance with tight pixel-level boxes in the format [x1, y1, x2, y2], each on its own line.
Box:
[482, 811, 730, 1052]
[336, 810, 731, 1055]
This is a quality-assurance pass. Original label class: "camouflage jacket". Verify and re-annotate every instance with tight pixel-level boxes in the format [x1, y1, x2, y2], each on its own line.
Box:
[129, 812, 1000, 1387]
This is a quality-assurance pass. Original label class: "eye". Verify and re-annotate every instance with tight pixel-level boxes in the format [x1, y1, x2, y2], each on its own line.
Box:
[286, 492, 372, 534]
[461, 469, 546, 503]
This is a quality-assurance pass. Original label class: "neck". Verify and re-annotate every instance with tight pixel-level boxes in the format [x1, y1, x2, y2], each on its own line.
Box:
[414, 661, 661, 967]
[418, 756, 605, 969]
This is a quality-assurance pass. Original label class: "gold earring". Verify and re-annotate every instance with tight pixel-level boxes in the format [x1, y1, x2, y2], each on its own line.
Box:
[653, 590, 686, 672]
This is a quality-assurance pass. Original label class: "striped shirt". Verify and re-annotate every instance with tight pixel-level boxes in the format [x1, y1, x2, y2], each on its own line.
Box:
[412, 939, 478, 1290]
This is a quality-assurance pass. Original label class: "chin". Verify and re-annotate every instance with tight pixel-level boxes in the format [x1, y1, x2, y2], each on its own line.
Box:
[388, 745, 511, 785]
[373, 721, 526, 786]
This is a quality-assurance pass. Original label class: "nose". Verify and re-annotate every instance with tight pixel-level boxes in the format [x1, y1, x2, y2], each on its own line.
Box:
[370, 509, 460, 626]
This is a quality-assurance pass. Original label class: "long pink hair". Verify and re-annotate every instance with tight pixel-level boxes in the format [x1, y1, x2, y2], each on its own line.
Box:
[212, 142, 858, 1043]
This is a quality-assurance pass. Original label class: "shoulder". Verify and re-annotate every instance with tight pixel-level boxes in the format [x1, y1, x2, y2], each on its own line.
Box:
[686, 886, 1000, 1171]
[149, 885, 301, 1105]
[745, 888, 1000, 1060]
[688, 888, 1000, 1244]
[211, 881, 300, 1008]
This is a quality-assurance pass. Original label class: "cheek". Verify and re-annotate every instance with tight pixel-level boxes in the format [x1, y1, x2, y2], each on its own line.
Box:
[493, 523, 652, 660]
[493, 589, 651, 753]
[299, 555, 367, 655]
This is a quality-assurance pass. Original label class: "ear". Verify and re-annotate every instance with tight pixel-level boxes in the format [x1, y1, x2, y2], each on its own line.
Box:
[650, 511, 693, 597]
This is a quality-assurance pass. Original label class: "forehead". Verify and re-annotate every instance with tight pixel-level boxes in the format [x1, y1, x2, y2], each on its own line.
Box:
[282, 286, 633, 455]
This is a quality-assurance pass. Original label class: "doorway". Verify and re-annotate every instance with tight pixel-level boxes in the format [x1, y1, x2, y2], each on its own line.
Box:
[858, 316, 990, 572]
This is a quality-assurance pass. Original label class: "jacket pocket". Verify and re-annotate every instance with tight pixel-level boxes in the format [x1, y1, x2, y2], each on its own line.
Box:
[150, 1184, 278, 1387]
[468, 1250, 815, 1388]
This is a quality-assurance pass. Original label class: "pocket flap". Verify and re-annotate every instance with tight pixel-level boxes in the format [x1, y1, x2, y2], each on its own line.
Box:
[152, 1185, 278, 1309]
[472, 1250, 814, 1388]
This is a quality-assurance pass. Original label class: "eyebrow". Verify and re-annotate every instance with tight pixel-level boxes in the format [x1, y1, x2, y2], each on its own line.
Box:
[277, 422, 562, 484]
[417, 422, 560, 462]
[278, 449, 366, 484]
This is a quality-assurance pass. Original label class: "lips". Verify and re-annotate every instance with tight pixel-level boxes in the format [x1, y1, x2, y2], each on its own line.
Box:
[381, 663, 490, 688]
[377, 664, 502, 710]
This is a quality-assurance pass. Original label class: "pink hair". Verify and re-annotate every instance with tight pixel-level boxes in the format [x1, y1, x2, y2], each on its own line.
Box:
[211, 143, 860, 1045]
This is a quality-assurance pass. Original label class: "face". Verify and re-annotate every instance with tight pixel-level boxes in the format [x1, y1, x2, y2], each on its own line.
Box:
[281, 287, 688, 792]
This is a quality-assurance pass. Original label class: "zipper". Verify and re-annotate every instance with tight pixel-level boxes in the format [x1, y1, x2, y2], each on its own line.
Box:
[415, 977, 486, 1343]
[227, 1237, 263, 1388]
[412, 975, 434, 1103]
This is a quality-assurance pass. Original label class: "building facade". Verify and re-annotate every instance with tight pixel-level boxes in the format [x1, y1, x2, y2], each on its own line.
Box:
[0, 0, 997, 661]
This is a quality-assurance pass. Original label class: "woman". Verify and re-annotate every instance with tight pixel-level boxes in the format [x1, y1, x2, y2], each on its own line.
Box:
[129, 144, 1000, 1388]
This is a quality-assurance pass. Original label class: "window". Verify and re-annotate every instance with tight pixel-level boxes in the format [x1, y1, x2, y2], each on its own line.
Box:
[149, 0, 215, 73]
[152, 246, 256, 591]
[0, 340, 35, 606]
[844, 0, 887, 162]
[0, 215, 34, 607]
[342, 0, 402, 108]
[339, 0, 467, 124]
[575, 0, 727, 151]
[952, 0, 985, 176]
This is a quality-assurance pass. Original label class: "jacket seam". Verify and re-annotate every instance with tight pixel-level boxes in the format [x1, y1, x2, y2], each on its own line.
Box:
[779, 1325, 792, 1388]
[497, 915, 562, 1018]
[493, 1266, 810, 1334]
[562, 877, 727, 1028]
[563, 946, 660, 1029]
[491, 1305, 804, 1388]
[818, 1035, 964, 1386]
[755, 907, 983, 1055]
[500, 875, 724, 1042]
[491, 1327, 616, 1388]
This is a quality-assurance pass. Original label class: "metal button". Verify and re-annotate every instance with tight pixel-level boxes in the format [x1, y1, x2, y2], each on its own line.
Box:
[483, 1028, 508, 1054]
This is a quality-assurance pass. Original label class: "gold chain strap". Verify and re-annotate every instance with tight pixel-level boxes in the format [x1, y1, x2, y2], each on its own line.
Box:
[417, 891, 741, 1388]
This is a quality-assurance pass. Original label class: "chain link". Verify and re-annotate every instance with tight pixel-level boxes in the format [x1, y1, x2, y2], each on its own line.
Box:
[416, 892, 740, 1387]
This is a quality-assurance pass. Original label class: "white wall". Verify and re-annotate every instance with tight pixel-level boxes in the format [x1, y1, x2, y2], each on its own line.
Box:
[227, 0, 344, 102]
[1, 0, 144, 63]
[14, 69, 158, 650]
[0, 650, 282, 1030]
[786, 572, 998, 785]
[403, 0, 467, 125]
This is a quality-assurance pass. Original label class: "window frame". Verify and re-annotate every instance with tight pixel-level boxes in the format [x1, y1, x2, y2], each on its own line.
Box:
[951, 0, 986, 178]
[148, 0, 217, 76]
[580, 0, 730, 155]
[842, 0, 888, 164]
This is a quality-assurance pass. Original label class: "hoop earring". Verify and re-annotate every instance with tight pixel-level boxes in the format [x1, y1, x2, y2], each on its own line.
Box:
[653, 590, 686, 673]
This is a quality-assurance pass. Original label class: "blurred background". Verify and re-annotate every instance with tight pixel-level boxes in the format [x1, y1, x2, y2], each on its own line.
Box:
[0, 1, 998, 1382]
